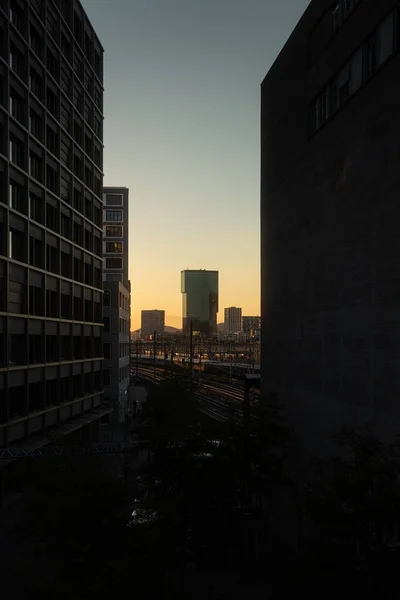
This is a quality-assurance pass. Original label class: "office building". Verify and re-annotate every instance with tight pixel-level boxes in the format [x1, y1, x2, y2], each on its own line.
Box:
[0, 0, 106, 467]
[102, 186, 129, 287]
[181, 269, 218, 335]
[102, 187, 130, 435]
[141, 309, 165, 337]
[242, 316, 260, 338]
[224, 307, 242, 333]
[261, 0, 400, 455]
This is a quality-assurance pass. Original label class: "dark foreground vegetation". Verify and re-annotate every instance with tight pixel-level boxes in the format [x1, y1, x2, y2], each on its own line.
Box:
[1, 377, 400, 599]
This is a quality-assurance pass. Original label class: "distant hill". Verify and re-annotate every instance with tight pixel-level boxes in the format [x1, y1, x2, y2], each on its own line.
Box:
[133, 326, 181, 334]
[165, 326, 181, 334]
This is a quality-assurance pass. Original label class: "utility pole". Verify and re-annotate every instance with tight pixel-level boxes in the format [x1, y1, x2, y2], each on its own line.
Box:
[189, 320, 193, 389]
[136, 339, 139, 380]
[198, 339, 202, 388]
[153, 330, 157, 379]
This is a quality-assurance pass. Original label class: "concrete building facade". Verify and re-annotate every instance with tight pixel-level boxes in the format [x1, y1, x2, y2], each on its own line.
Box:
[261, 0, 400, 455]
[102, 186, 129, 287]
[102, 187, 130, 436]
[224, 306, 242, 333]
[0, 0, 107, 464]
[141, 309, 165, 337]
[181, 269, 218, 335]
[242, 316, 261, 338]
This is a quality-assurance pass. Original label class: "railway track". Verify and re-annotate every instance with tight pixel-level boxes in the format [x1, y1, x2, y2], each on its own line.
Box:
[134, 366, 244, 421]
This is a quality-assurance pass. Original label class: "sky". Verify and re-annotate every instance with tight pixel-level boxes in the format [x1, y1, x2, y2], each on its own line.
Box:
[82, 0, 310, 330]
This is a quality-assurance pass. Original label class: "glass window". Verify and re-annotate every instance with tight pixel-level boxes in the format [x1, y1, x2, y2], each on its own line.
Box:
[106, 257, 122, 269]
[105, 211, 122, 222]
[105, 194, 123, 206]
[377, 11, 394, 66]
[105, 242, 122, 253]
[349, 47, 363, 95]
[105, 226, 122, 238]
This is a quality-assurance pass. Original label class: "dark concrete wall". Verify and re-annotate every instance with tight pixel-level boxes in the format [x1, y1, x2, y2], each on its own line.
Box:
[261, 0, 400, 457]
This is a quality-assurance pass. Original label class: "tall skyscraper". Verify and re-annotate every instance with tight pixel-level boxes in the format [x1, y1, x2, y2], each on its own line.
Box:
[102, 187, 131, 435]
[224, 307, 242, 333]
[141, 310, 165, 337]
[0, 0, 106, 467]
[261, 0, 400, 453]
[181, 270, 218, 335]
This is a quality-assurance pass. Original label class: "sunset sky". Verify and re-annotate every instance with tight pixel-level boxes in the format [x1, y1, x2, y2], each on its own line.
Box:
[82, 0, 310, 330]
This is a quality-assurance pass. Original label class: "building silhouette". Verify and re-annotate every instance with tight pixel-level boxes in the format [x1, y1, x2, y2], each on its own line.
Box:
[0, 0, 106, 465]
[102, 187, 131, 435]
[141, 310, 165, 337]
[261, 0, 400, 455]
[224, 307, 242, 333]
[181, 270, 218, 335]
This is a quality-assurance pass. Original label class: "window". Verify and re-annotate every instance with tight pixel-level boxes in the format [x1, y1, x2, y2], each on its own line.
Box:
[60, 102, 71, 132]
[105, 211, 122, 222]
[47, 165, 58, 193]
[103, 343, 110, 359]
[74, 121, 82, 146]
[29, 25, 42, 56]
[10, 136, 24, 168]
[74, 221, 83, 245]
[47, 49, 58, 79]
[105, 194, 123, 206]
[105, 242, 123, 253]
[9, 228, 24, 262]
[10, 2, 23, 33]
[61, 213, 71, 238]
[10, 44, 23, 77]
[103, 369, 110, 386]
[105, 225, 123, 238]
[47, 88, 58, 117]
[61, 177, 71, 203]
[46, 288, 58, 318]
[61, 34, 71, 61]
[30, 67, 42, 99]
[376, 11, 395, 66]
[29, 236, 43, 268]
[10, 91, 24, 122]
[47, 127, 58, 154]
[103, 316, 110, 333]
[9, 180, 24, 212]
[61, 250, 72, 278]
[30, 110, 42, 140]
[349, 47, 363, 95]
[29, 151, 42, 181]
[74, 189, 83, 213]
[103, 289, 110, 306]
[46, 244, 58, 274]
[310, 8, 395, 137]
[29, 193, 43, 223]
[46, 203, 57, 232]
[106, 257, 122, 269]
[84, 261, 92, 285]
[29, 284, 43, 316]
[84, 228, 92, 251]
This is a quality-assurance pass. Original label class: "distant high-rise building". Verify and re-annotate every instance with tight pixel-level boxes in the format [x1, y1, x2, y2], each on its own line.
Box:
[181, 270, 218, 335]
[103, 188, 131, 435]
[0, 0, 106, 465]
[141, 310, 165, 336]
[242, 316, 261, 337]
[224, 307, 242, 333]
